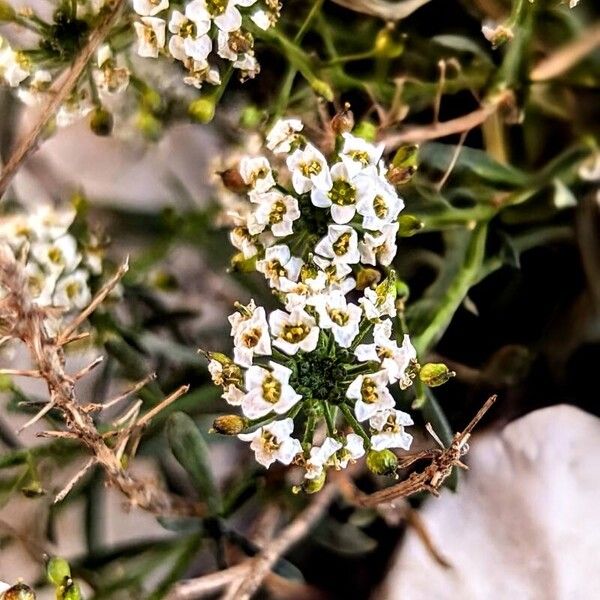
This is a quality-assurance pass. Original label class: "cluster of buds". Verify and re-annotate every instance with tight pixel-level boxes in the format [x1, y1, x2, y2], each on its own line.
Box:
[133, 0, 280, 90]
[0, 206, 104, 331]
[207, 117, 429, 491]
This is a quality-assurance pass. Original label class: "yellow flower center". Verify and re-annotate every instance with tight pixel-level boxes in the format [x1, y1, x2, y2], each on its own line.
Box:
[47, 247, 64, 265]
[328, 180, 356, 206]
[262, 374, 282, 404]
[268, 200, 287, 224]
[328, 308, 349, 326]
[242, 327, 262, 348]
[300, 160, 322, 177]
[348, 149, 370, 165]
[282, 322, 310, 343]
[373, 195, 388, 218]
[361, 377, 379, 404]
[332, 232, 352, 256]
[206, 0, 227, 16]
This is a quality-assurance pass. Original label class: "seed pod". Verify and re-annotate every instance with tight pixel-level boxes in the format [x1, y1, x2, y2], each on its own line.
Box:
[303, 471, 326, 494]
[310, 79, 334, 102]
[2, 583, 36, 600]
[419, 363, 455, 387]
[388, 145, 419, 185]
[398, 215, 424, 237]
[89, 107, 113, 137]
[135, 110, 162, 141]
[212, 415, 247, 435]
[46, 557, 70, 587]
[366, 449, 398, 476]
[188, 97, 216, 124]
[374, 24, 406, 59]
[331, 103, 355, 135]
[218, 167, 248, 194]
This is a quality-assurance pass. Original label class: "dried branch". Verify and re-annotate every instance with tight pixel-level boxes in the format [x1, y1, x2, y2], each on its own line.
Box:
[340, 395, 497, 507]
[0, 0, 127, 200]
[0, 244, 204, 517]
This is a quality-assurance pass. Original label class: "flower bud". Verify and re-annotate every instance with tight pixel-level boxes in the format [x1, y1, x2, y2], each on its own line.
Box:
[398, 215, 424, 237]
[310, 79, 334, 102]
[0, 374, 12, 391]
[218, 167, 248, 194]
[239, 105, 262, 129]
[89, 107, 113, 137]
[419, 363, 455, 387]
[46, 557, 71, 587]
[388, 144, 419, 185]
[366, 449, 398, 475]
[212, 415, 246, 435]
[188, 97, 216, 124]
[230, 252, 257, 273]
[0, 1, 16, 21]
[374, 25, 406, 59]
[331, 103, 354, 135]
[141, 87, 163, 113]
[62, 580, 82, 600]
[303, 471, 326, 494]
[356, 267, 381, 290]
[352, 121, 377, 142]
[135, 110, 162, 141]
[2, 583, 36, 600]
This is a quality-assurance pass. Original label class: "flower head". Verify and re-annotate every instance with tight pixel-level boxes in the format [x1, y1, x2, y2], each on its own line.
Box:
[238, 418, 302, 468]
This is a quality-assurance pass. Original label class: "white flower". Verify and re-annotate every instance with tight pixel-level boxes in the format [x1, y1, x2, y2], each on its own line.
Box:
[134, 17, 166, 58]
[311, 162, 358, 224]
[234, 52, 260, 78]
[346, 370, 395, 422]
[359, 286, 396, 320]
[340, 133, 384, 177]
[30, 206, 75, 241]
[53, 270, 91, 310]
[17, 69, 52, 106]
[314, 292, 362, 348]
[240, 156, 276, 193]
[314, 256, 356, 295]
[168, 11, 212, 61]
[0, 42, 30, 87]
[31, 235, 81, 274]
[253, 191, 300, 237]
[287, 144, 332, 194]
[269, 307, 320, 355]
[369, 408, 413, 451]
[185, 0, 256, 33]
[256, 244, 302, 289]
[133, 0, 169, 16]
[56, 91, 94, 127]
[241, 361, 302, 418]
[305, 437, 342, 479]
[355, 320, 416, 386]
[359, 223, 399, 267]
[339, 433, 365, 468]
[238, 418, 302, 468]
[25, 263, 57, 306]
[223, 384, 244, 405]
[228, 300, 272, 367]
[279, 268, 328, 310]
[183, 60, 220, 88]
[355, 169, 404, 229]
[266, 118, 303, 154]
[251, 8, 272, 30]
[315, 225, 360, 265]
[230, 225, 259, 259]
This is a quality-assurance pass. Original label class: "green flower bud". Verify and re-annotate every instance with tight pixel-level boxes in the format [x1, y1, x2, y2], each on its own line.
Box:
[419, 363, 455, 387]
[352, 121, 377, 142]
[229, 252, 257, 273]
[2, 583, 36, 600]
[0, 1, 16, 21]
[135, 110, 162, 141]
[374, 25, 406, 59]
[366, 449, 398, 476]
[303, 471, 326, 494]
[0, 373, 13, 391]
[388, 145, 419, 185]
[188, 97, 216, 124]
[398, 215, 424, 237]
[310, 79, 334, 102]
[141, 87, 163, 113]
[89, 107, 113, 137]
[62, 580, 82, 600]
[46, 557, 71, 587]
[239, 105, 263, 129]
[356, 267, 381, 291]
[212, 415, 246, 435]
[395, 279, 410, 302]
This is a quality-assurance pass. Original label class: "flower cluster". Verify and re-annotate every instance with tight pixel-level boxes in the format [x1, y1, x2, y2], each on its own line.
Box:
[223, 118, 404, 302]
[133, 0, 280, 90]
[0, 206, 103, 319]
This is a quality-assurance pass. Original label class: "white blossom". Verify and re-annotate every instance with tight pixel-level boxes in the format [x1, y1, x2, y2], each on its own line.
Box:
[134, 17, 166, 58]
[314, 292, 362, 348]
[305, 437, 342, 479]
[133, 0, 169, 17]
[269, 307, 320, 355]
[315, 225, 360, 265]
[266, 118, 303, 154]
[240, 156, 276, 193]
[223, 384, 244, 405]
[355, 168, 404, 229]
[53, 270, 91, 310]
[0, 41, 30, 87]
[229, 300, 272, 367]
[311, 162, 359, 224]
[31, 235, 81, 275]
[359, 285, 396, 320]
[347, 370, 395, 422]
[256, 244, 302, 289]
[168, 11, 212, 61]
[186, 0, 257, 33]
[287, 144, 332, 194]
[340, 133, 384, 177]
[339, 433, 365, 467]
[238, 418, 302, 468]
[369, 408, 413, 451]
[241, 361, 302, 418]
[359, 223, 399, 266]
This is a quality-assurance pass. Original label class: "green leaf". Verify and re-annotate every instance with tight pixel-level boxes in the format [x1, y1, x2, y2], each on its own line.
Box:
[313, 519, 377, 556]
[166, 412, 221, 514]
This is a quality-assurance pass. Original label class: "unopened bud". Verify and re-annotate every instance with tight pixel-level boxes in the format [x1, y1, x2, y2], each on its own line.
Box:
[239, 105, 262, 129]
[374, 24, 406, 59]
[46, 557, 71, 587]
[230, 252, 257, 273]
[366, 449, 398, 475]
[331, 103, 354, 135]
[212, 415, 246, 435]
[352, 121, 377, 142]
[388, 144, 419, 185]
[188, 97, 216, 124]
[89, 107, 113, 136]
[398, 215, 424, 237]
[2, 583, 36, 600]
[356, 267, 381, 290]
[310, 79, 334, 102]
[141, 87, 163, 113]
[395, 279, 410, 302]
[303, 471, 326, 494]
[62, 580, 82, 600]
[218, 167, 248, 194]
[419, 363, 455, 387]
[136, 110, 162, 141]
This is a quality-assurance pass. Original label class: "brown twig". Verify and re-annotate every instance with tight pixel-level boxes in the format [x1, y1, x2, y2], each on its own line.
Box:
[0, 244, 204, 517]
[0, 0, 127, 200]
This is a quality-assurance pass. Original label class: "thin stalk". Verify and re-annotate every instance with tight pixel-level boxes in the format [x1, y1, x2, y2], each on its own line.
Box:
[339, 403, 370, 448]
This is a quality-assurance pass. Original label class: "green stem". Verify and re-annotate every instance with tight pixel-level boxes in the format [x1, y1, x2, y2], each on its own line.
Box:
[339, 403, 370, 448]
[413, 223, 488, 356]
[321, 401, 336, 436]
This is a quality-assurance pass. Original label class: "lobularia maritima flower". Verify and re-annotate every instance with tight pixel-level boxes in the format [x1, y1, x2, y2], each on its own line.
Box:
[221, 117, 405, 305]
[132, 0, 281, 90]
[0, 206, 104, 329]
[207, 275, 417, 490]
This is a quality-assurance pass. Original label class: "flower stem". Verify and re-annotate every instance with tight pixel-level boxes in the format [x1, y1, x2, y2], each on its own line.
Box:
[339, 403, 370, 448]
